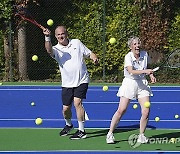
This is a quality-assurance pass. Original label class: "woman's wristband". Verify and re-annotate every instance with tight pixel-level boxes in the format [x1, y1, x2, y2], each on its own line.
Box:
[45, 36, 51, 42]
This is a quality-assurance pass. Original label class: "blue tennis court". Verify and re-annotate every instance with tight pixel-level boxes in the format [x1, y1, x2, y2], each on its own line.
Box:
[0, 86, 179, 129]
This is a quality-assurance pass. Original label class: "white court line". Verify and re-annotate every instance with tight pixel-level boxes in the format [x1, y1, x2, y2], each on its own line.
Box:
[1, 150, 180, 153]
[0, 127, 180, 130]
[0, 89, 180, 92]
[0, 119, 179, 122]
[0, 127, 180, 131]
[152, 90, 180, 92]
[83, 102, 180, 104]
[0, 89, 61, 91]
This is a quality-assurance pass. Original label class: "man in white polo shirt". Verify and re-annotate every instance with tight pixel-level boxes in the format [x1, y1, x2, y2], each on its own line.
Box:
[43, 26, 98, 140]
[106, 36, 156, 144]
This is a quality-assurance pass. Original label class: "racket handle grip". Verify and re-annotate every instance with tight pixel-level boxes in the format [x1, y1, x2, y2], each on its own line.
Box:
[153, 67, 159, 72]
[40, 25, 46, 31]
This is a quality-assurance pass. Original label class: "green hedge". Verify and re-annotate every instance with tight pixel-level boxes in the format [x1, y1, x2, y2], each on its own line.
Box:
[0, 0, 179, 83]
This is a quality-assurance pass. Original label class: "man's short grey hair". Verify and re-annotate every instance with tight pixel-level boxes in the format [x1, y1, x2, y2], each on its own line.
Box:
[127, 36, 141, 48]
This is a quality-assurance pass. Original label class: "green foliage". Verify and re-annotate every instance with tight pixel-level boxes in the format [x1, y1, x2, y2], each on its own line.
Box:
[0, 0, 13, 31]
[0, 0, 12, 19]
[105, 0, 140, 73]
[0, 0, 179, 83]
[0, 31, 5, 79]
[168, 12, 180, 50]
[0, 0, 13, 79]
[68, 0, 140, 81]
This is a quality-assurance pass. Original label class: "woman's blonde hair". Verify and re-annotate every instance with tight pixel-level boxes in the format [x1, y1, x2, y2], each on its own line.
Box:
[127, 36, 141, 48]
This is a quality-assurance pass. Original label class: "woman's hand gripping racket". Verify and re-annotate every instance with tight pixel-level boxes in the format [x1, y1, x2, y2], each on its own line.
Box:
[15, 6, 46, 31]
[153, 48, 180, 72]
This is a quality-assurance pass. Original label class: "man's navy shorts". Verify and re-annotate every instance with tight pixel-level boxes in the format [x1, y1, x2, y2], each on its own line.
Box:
[61, 83, 88, 106]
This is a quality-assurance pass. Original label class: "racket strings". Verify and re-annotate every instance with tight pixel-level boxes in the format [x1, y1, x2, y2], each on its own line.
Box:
[16, 7, 36, 22]
[167, 49, 180, 68]
[14, 6, 45, 30]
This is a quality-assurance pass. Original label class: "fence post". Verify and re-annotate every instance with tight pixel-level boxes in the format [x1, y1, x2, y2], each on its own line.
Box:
[8, 21, 13, 81]
[102, 0, 106, 81]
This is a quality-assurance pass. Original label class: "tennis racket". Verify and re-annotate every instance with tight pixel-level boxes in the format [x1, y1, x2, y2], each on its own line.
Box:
[153, 48, 180, 72]
[15, 6, 46, 31]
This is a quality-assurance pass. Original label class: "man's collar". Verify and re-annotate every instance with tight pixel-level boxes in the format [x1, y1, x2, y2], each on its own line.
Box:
[58, 39, 72, 49]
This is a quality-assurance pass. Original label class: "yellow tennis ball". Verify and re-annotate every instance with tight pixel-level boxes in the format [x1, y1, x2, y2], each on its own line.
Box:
[31, 102, 35, 106]
[35, 118, 43, 125]
[32, 55, 38, 61]
[0, 83, 2, 85]
[133, 104, 138, 109]
[102, 86, 108, 91]
[109, 37, 116, 44]
[144, 101, 151, 108]
[47, 19, 54, 26]
[175, 114, 179, 119]
[155, 117, 160, 122]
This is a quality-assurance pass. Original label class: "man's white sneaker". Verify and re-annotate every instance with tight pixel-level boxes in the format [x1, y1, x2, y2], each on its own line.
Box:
[137, 133, 148, 143]
[106, 133, 115, 144]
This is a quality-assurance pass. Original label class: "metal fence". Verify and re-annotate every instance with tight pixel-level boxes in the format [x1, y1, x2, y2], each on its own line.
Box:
[1, 0, 180, 83]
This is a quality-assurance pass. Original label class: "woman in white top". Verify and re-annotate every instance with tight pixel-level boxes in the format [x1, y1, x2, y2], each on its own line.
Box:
[106, 36, 156, 144]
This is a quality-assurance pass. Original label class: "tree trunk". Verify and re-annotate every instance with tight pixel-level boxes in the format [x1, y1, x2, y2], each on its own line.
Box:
[18, 26, 28, 81]
[3, 37, 10, 81]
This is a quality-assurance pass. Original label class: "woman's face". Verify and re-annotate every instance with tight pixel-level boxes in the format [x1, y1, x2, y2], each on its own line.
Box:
[130, 39, 141, 55]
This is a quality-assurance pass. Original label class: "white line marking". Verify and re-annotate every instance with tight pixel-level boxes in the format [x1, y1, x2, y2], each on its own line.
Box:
[0, 89, 180, 92]
[0, 119, 179, 122]
[0, 150, 180, 153]
[0, 127, 180, 130]
[83, 102, 180, 104]
[0, 89, 61, 91]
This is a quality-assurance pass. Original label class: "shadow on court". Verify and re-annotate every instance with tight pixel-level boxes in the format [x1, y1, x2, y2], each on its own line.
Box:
[150, 131, 180, 139]
[86, 124, 156, 139]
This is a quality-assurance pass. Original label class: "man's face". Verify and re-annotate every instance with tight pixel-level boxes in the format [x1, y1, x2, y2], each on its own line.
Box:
[55, 27, 68, 45]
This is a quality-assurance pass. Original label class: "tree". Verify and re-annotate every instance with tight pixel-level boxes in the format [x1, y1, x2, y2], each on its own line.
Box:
[0, 0, 13, 81]
[137, 0, 177, 63]
[0, 0, 43, 81]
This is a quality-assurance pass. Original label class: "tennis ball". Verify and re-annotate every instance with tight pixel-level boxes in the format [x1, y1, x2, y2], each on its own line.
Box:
[109, 37, 116, 44]
[102, 85, 108, 91]
[155, 117, 160, 122]
[0, 83, 2, 85]
[35, 118, 43, 125]
[47, 19, 54, 26]
[32, 55, 38, 61]
[144, 101, 151, 108]
[133, 104, 138, 109]
[175, 114, 179, 119]
[31, 102, 35, 106]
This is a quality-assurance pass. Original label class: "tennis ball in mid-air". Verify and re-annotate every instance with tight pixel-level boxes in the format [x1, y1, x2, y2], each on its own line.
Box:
[0, 83, 2, 85]
[103, 86, 108, 91]
[144, 101, 151, 108]
[175, 114, 179, 119]
[47, 19, 54, 26]
[109, 37, 116, 44]
[133, 104, 138, 109]
[35, 118, 43, 125]
[31, 102, 35, 106]
[155, 117, 160, 122]
[32, 55, 38, 61]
